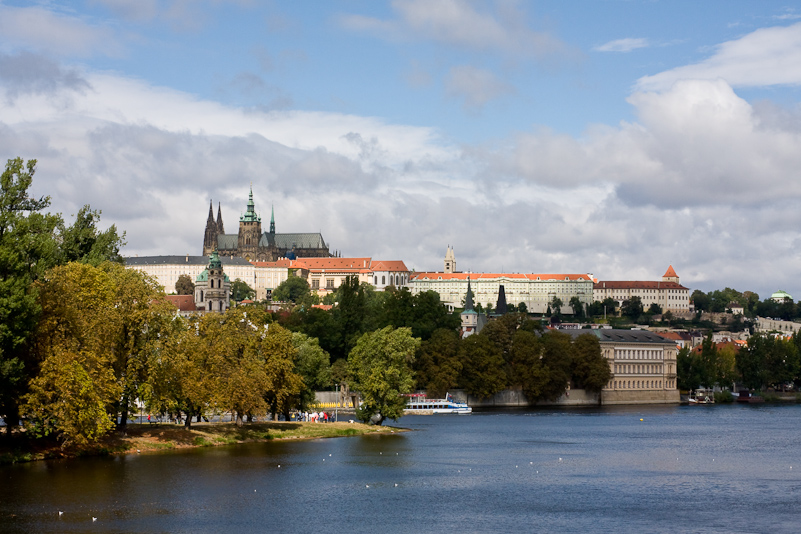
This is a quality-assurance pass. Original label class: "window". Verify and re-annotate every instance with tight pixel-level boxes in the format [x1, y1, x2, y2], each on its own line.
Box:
[326, 279, 334, 289]
[382, 275, 386, 285]
[311, 279, 319, 289]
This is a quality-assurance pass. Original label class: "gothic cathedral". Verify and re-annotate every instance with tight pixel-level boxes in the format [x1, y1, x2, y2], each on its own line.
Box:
[202, 188, 332, 262]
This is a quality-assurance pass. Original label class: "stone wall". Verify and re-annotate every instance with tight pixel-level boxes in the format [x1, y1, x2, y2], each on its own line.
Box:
[600, 389, 680, 405]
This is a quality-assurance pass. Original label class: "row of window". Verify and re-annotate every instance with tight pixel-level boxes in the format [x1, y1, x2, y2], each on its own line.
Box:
[615, 364, 663, 374]
[612, 380, 667, 389]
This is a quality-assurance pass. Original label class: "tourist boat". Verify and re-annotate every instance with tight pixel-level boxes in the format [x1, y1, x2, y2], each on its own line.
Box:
[688, 390, 714, 404]
[736, 390, 765, 403]
[403, 393, 472, 415]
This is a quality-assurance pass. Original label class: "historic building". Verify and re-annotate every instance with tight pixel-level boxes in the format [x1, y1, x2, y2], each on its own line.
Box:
[194, 250, 231, 312]
[409, 248, 595, 313]
[126, 254, 254, 294]
[592, 266, 691, 313]
[565, 329, 680, 404]
[202, 188, 331, 262]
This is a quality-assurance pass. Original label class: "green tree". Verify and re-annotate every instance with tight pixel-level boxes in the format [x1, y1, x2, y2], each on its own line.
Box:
[459, 334, 506, 399]
[691, 290, 710, 312]
[549, 297, 563, 316]
[648, 303, 663, 315]
[571, 333, 611, 392]
[518, 302, 528, 314]
[175, 273, 195, 295]
[569, 296, 584, 319]
[231, 278, 255, 302]
[0, 158, 61, 432]
[538, 331, 573, 400]
[272, 275, 313, 304]
[415, 328, 462, 398]
[620, 297, 644, 320]
[348, 326, 419, 425]
[336, 275, 367, 356]
[58, 205, 125, 266]
[291, 332, 332, 411]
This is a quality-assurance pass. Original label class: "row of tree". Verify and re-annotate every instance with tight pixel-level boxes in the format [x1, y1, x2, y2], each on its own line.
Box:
[677, 332, 801, 392]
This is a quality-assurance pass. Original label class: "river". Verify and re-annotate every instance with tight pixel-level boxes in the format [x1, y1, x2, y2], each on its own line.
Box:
[2, 404, 800, 533]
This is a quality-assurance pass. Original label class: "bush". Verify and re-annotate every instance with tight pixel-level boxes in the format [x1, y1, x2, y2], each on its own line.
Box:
[714, 391, 734, 403]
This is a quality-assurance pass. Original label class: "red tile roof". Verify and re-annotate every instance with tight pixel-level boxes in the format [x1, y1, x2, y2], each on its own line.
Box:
[663, 265, 678, 278]
[593, 281, 687, 290]
[371, 260, 409, 272]
[410, 272, 593, 281]
[165, 295, 199, 312]
[296, 257, 372, 269]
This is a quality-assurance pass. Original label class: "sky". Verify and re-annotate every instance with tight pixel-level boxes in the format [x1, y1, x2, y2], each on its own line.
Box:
[2, 1, 801, 300]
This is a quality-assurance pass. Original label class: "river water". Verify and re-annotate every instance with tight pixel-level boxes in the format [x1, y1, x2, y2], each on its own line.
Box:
[2, 404, 800, 534]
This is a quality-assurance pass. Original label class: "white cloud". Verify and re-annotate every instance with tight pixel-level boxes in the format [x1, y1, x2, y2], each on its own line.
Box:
[340, 0, 570, 60]
[445, 65, 513, 110]
[594, 38, 649, 53]
[637, 22, 801, 91]
[0, 5, 122, 57]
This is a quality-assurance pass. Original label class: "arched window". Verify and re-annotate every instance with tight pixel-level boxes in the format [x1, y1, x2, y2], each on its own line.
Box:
[382, 276, 386, 285]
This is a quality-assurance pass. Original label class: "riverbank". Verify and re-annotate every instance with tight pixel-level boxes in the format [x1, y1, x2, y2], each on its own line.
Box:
[0, 421, 404, 465]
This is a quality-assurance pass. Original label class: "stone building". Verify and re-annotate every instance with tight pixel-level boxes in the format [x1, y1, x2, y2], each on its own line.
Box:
[202, 188, 331, 262]
[194, 250, 231, 312]
[593, 266, 691, 313]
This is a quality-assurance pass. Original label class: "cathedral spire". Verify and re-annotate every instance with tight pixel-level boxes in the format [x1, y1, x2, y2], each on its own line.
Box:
[240, 186, 261, 223]
[270, 204, 275, 235]
[207, 200, 214, 222]
[216, 202, 225, 233]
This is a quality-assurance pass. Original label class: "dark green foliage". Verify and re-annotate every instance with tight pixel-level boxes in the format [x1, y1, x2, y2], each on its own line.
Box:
[459, 334, 506, 399]
[620, 297, 643, 320]
[175, 274, 194, 295]
[414, 328, 461, 398]
[571, 334, 611, 392]
[230, 278, 255, 302]
[271, 275, 314, 304]
[58, 205, 125, 266]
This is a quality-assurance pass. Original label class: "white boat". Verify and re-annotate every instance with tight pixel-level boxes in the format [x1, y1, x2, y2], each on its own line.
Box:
[403, 393, 472, 415]
[688, 389, 714, 404]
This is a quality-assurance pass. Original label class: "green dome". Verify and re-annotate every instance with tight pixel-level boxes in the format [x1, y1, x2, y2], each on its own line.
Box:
[771, 289, 793, 301]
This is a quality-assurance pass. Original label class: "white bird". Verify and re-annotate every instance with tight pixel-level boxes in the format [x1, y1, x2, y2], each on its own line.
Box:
[254, 490, 257, 492]
[365, 484, 369, 488]
[92, 517, 97, 522]
[277, 465, 281, 468]
[558, 458, 562, 462]
[58, 511, 63, 517]
[394, 483, 398, 487]
[329, 454, 332, 457]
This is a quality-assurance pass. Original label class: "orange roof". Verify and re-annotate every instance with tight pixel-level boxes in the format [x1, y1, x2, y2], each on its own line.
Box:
[165, 295, 198, 312]
[251, 259, 306, 268]
[663, 265, 678, 278]
[312, 304, 333, 311]
[296, 257, 372, 270]
[410, 272, 593, 282]
[657, 331, 691, 341]
[371, 260, 409, 272]
[594, 280, 687, 290]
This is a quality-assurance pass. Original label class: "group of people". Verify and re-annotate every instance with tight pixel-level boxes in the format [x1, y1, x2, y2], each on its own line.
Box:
[299, 411, 335, 423]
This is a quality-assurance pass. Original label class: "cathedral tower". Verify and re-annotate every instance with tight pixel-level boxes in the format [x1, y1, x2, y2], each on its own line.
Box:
[238, 187, 262, 260]
[444, 246, 456, 273]
[203, 201, 218, 256]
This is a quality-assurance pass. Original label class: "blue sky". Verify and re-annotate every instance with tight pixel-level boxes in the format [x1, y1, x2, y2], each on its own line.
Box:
[2, 0, 801, 299]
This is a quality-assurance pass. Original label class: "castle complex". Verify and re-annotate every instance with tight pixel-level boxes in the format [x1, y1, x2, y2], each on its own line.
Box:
[202, 188, 331, 261]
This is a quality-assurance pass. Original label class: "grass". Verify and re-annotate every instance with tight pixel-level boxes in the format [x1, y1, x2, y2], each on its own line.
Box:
[0, 421, 404, 465]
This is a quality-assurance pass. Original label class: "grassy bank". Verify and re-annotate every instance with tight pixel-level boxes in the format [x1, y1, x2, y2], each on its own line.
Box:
[0, 421, 404, 465]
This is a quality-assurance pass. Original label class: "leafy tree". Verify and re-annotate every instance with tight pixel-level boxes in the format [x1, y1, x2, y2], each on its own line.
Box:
[459, 334, 506, 399]
[549, 297, 563, 316]
[272, 275, 313, 304]
[336, 275, 367, 356]
[415, 328, 462, 398]
[538, 331, 573, 401]
[571, 334, 611, 392]
[231, 278, 255, 302]
[175, 273, 195, 295]
[348, 326, 419, 425]
[291, 332, 332, 411]
[691, 290, 710, 312]
[569, 296, 584, 319]
[648, 303, 663, 315]
[0, 158, 61, 432]
[518, 302, 528, 314]
[620, 297, 644, 320]
[58, 205, 124, 266]
[23, 263, 120, 444]
[510, 329, 548, 399]
[601, 298, 618, 316]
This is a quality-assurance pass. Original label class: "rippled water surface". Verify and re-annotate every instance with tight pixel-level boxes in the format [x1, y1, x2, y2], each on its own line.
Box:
[2, 404, 801, 533]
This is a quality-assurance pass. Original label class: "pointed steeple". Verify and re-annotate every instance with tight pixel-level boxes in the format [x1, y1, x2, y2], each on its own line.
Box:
[207, 200, 214, 222]
[464, 276, 474, 311]
[216, 202, 225, 234]
[240, 186, 261, 223]
[270, 204, 275, 235]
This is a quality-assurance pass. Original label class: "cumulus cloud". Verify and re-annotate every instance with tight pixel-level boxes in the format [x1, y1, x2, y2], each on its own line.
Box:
[445, 65, 514, 110]
[594, 38, 649, 53]
[339, 0, 570, 60]
[0, 4, 122, 57]
[637, 22, 801, 91]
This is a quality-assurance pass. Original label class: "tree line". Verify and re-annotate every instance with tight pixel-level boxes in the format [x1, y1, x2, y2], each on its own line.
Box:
[678, 332, 801, 392]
